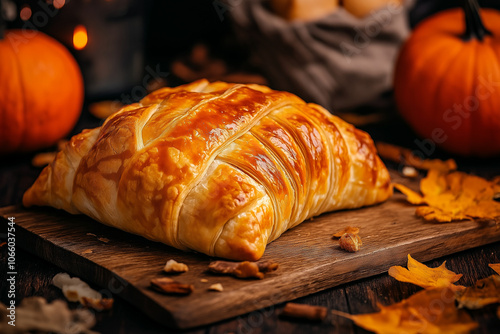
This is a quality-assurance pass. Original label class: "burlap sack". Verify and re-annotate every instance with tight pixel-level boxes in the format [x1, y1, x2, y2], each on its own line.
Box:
[230, 0, 412, 112]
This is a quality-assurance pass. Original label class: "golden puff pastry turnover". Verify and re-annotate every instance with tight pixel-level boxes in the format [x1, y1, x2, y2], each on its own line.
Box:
[23, 79, 392, 260]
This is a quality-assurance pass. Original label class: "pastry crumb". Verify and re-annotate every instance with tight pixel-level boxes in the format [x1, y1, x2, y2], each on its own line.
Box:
[52, 273, 113, 311]
[164, 259, 189, 273]
[339, 233, 362, 252]
[208, 283, 223, 292]
[401, 166, 419, 178]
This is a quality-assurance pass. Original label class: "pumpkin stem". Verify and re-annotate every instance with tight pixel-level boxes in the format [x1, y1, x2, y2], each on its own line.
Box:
[462, 0, 492, 41]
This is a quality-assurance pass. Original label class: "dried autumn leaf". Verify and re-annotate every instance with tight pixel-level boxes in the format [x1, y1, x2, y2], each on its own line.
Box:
[208, 260, 278, 279]
[395, 169, 500, 222]
[376, 142, 457, 172]
[150, 277, 194, 295]
[0, 297, 96, 334]
[455, 275, 500, 309]
[489, 263, 500, 275]
[343, 287, 477, 334]
[332, 226, 360, 239]
[393, 184, 425, 205]
[389, 255, 464, 291]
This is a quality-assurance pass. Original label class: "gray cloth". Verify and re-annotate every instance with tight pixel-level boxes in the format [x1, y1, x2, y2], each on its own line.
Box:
[230, 0, 411, 112]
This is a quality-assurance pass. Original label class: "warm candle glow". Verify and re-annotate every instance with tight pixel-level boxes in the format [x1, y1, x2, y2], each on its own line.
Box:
[73, 25, 88, 50]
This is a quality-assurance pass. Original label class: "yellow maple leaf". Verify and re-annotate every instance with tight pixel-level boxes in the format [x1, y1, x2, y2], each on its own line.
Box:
[490, 263, 500, 275]
[455, 275, 500, 309]
[388, 255, 464, 290]
[394, 169, 500, 222]
[393, 184, 425, 205]
[345, 287, 478, 334]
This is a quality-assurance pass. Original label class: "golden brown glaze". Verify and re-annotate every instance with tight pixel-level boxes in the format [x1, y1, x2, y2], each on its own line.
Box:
[23, 79, 392, 260]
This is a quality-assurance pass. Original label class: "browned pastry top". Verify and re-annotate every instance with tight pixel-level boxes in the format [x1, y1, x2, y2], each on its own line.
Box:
[23, 79, 392, 260]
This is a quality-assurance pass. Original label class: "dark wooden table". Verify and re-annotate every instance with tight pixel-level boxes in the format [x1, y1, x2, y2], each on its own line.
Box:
[1, 108, 500, 334]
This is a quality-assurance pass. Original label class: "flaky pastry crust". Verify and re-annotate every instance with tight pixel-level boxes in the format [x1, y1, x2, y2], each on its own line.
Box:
[23, 80, 392, 260]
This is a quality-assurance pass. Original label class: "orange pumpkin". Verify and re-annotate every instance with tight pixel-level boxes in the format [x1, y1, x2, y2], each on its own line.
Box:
[0, 29, 83, 154]
[343, 0, 402, 18]
[270, 0, 339, 21]
[394, 0, 500, 157]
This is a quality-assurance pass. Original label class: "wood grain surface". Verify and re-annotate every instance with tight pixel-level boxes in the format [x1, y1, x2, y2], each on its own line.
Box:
[1, 172, 500, 329]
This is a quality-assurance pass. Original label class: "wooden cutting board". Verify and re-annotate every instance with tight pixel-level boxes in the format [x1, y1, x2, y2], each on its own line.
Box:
[1, 172, 499, 329]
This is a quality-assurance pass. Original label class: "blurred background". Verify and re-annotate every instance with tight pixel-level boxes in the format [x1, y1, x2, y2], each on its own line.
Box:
[3, 0, 499, 101]
[2, 0, 500, 160]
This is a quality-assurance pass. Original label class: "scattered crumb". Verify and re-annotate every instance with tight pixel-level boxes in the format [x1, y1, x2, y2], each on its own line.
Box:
[200, 278, 208, 283]
[86, 233, 96, 237]
[98, 237, 109, 243]
[209, 283, 223, 292]
[81, 249, 93, 254]
[401, 166, 419, 178]
[52, 273, 113, 311]
[81, 297, 114, 311]
[339, 233, 362, 252]
[163, 259, 189, 273]
[53, 273, 101, 303]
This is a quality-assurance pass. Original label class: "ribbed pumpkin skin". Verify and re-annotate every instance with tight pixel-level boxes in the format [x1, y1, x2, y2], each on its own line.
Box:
[394, 9, 500, 157]
[0, 30, 83, 153]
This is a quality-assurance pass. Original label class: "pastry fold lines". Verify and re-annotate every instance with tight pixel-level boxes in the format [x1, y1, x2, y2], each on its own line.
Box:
[23, 79, 392, 260]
